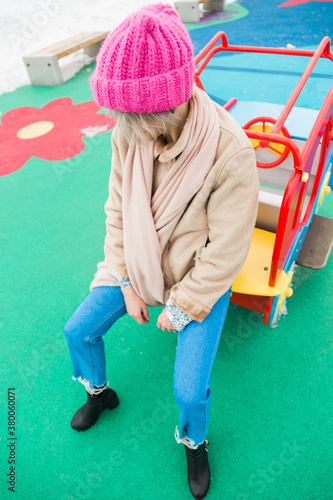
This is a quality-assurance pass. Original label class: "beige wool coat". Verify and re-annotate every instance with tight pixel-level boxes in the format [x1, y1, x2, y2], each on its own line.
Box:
[90, 94, 260, 322]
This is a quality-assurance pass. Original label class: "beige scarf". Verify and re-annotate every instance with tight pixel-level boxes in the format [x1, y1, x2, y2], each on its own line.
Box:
[122, 85, 220, 306]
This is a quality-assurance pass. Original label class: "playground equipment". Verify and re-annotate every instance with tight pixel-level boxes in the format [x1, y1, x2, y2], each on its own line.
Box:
[23, 32, 108, 86]
[195, 33, 333, 326]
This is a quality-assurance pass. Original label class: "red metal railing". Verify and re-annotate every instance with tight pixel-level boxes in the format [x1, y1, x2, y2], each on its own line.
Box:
[270, 91, 333, 285]
[194, 32, 333, 73]
[195, 32, 332, 137]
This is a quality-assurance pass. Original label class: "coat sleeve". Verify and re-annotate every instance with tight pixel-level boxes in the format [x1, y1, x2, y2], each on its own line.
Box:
[103, 127, 129, 280]
[169, 146, 259, 322]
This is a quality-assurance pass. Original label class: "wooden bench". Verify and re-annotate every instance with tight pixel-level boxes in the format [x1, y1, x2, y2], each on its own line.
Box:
[22, 32, 108, 86]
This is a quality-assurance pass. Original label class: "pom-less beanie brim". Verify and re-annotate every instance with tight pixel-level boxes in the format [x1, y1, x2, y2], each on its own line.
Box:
[91, 59, 195, 114]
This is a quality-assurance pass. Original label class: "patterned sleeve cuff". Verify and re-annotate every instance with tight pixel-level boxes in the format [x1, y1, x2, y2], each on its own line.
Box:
[166, 299, 193, 332]
[111, 275, 133, 288]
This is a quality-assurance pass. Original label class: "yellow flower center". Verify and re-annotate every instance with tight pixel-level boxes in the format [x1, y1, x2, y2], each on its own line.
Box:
[17, 121, 54, 140]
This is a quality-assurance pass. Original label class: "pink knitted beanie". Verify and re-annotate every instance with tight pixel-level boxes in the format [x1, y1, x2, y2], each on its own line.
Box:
[90, 3, 195, 113]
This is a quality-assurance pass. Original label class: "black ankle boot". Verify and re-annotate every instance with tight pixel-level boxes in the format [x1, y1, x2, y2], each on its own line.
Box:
[185, 439, 211, 499]
[70, 387, 119, 431]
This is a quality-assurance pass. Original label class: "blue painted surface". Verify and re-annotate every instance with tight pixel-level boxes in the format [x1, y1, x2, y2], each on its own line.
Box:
[228, 101, 319, 140]
[198, 48, 333, 110]
[190, 0, 333, 54]
[190, 0, 333, 110]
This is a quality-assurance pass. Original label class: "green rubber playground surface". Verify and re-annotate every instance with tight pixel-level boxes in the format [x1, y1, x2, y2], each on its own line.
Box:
[1, 1, 333, 499]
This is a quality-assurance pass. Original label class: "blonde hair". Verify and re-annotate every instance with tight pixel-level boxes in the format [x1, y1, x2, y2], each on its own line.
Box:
[103, 108, 181, 145]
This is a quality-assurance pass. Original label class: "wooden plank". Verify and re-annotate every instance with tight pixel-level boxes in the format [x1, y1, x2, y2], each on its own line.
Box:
[56, 32, 108, 59]
[31, 32, 108, 59]
[31, 32, 96, 55]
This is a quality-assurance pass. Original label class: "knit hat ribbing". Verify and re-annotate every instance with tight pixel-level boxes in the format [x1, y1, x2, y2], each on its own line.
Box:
[90, 3, 195, 113]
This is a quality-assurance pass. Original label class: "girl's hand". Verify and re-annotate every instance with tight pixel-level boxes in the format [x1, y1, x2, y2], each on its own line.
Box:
[157, 308, 177, 333]
[121, 287, 150, 325]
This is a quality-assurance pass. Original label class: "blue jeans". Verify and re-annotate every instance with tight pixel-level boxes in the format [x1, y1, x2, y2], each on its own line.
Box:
[64, 286, 231, 447]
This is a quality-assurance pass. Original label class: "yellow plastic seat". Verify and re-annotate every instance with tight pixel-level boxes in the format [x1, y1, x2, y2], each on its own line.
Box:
[232, 228, 289, 296]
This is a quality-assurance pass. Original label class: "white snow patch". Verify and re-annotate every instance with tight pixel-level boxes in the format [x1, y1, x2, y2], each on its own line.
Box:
[59, 51, 95, 82]
[279, 43, 297, 50]
[81, 124, 109, 137]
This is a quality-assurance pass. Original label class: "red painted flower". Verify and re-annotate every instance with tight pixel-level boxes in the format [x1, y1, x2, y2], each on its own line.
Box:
[279, 0, 333, 7]
[0, 97, 116, 176]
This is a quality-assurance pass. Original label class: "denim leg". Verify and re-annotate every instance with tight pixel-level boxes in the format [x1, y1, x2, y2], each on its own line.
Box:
[174, 289, 231, 448]
[63, 286, 127, 393]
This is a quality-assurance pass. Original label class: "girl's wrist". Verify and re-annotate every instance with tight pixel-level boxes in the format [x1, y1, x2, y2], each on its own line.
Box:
[121, 286, 135, 296]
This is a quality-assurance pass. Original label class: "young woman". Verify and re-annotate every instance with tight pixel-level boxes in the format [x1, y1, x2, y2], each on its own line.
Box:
[64, 4, 259, 499]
